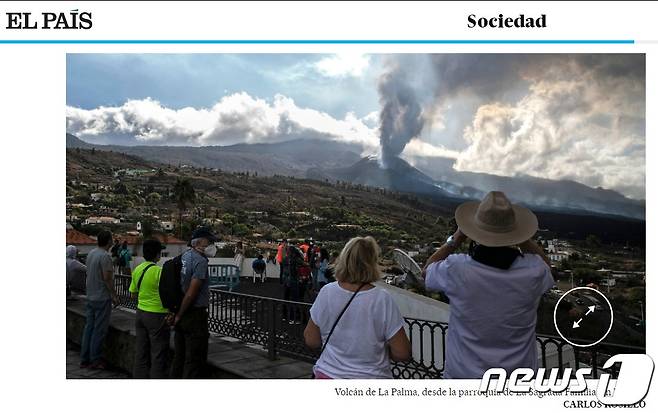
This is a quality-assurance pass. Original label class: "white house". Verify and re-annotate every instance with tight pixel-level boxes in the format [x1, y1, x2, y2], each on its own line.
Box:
[84, 216, 120, 225]
[600, 278, 616, 287]
[549, 252, 569, 263]
[284, 211, 311, 217]
[122, 233, 188, 269]
[160, 221, 175, 231]
[202, 218, 222, 225]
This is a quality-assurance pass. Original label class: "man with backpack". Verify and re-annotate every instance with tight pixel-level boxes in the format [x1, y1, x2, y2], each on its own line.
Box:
[129, 239, 169, 379]
[169, 227, 218, 378]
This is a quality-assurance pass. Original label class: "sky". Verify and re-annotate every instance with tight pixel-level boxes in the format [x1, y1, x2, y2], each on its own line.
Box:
[66, 53, 646, 199]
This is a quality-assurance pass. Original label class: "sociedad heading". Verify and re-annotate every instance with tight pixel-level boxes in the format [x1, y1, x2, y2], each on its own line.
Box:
[468, 14, 546, 28]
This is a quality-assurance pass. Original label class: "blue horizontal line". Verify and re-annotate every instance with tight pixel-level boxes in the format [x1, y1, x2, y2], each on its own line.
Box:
[0, 39, 635, 44]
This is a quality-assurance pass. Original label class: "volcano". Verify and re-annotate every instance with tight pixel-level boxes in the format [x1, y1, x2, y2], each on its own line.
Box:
[307, 155, 482, 201]
[308, 155, 645, 220]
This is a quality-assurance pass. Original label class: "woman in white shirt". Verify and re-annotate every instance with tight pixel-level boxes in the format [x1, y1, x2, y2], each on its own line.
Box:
[304, 236, 411, 379]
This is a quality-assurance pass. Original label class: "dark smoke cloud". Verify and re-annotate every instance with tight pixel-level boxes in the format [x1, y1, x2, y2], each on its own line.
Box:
[377, 53, 645, 162]
[428, 54, 644, 103]
[376, 54, 531, 165]
[377, 64, 424, 168]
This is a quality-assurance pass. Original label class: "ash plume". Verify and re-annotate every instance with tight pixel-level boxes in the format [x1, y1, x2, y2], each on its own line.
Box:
[375, 54, 645, 187]
[377, 65, 424, 168]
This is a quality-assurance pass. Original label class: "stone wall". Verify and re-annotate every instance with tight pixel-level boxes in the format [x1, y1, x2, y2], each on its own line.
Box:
[66, 297, 311, 379]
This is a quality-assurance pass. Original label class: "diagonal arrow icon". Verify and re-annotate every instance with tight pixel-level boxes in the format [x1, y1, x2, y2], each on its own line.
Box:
[573, 318, 583, 329]
[586, 305, 595, 316]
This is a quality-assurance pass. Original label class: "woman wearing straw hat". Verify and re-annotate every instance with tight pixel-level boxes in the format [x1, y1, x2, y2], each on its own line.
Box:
[422, 191, 555, 379]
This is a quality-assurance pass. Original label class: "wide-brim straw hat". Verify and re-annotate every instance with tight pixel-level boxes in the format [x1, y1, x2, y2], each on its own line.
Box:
[455, 191, 538, 247]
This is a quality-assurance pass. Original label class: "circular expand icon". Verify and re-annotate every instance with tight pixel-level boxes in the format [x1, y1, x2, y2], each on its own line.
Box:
[553, 287, 614, 348]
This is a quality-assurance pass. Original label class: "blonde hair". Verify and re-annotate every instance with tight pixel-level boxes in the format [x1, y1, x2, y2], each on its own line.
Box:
[335, 236, 381, 283]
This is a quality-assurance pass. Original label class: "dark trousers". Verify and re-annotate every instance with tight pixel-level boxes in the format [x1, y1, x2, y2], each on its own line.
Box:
[283, 283, 301, 321]
[80, 299, 112, 364]
[299, 280, 308, 301]
[311, 267, 319, 290]
[279, 264, 284, 284]
[134, 309, 170, 379]
[171, 307, 209, 379]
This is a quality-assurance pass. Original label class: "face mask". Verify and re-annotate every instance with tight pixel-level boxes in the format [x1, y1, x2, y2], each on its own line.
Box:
[204, 244, 217, 258]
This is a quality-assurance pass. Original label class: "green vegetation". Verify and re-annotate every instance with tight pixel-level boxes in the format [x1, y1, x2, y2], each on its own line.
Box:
[173, 177, 195, 237]
[66, 148, 455, 253]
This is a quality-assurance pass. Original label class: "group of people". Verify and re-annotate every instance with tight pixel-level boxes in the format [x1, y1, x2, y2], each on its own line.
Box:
[66, 239, 133, 297]
[70, 190, 555, 380]
[110, 239, 133, 275]
[275, 239, 337, 304]
[246, 239, 338, 289]
[283, 240, 336, 287]
[73, 227, 219, 378]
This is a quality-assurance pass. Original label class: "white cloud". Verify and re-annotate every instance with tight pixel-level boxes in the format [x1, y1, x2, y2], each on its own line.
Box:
[361, 110, 379, 126]
[402, 139, 460, 159]
[452, 77, 645, 199]
[67, 93, 379, 150]
[314, 53, 370, 77]
[66, 98, 212, 144]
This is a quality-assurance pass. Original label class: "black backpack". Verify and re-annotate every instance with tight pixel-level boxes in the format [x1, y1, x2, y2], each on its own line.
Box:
[159, 254, 184, 312]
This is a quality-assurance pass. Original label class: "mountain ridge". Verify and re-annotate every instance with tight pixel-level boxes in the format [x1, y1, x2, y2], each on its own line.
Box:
[66, 133, 644, 220]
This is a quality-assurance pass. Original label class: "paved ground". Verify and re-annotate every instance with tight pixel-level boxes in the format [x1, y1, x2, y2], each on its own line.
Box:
[66, 341, 130, 379]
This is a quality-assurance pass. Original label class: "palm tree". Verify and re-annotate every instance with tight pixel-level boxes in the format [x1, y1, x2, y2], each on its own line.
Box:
[173, 178, 195, 237]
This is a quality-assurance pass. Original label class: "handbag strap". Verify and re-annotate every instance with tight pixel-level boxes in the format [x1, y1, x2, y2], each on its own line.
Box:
[136, 263, 156, 291]
[319, 283, 367, 355]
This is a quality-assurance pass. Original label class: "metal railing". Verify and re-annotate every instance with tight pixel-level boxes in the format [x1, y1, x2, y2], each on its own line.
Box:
[207, 289, 319, 362]
[114, 274, 136, 310]
[95, 274, 645, 379]
[208, 264, 241, 291]
[391, 317, 448, 379]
